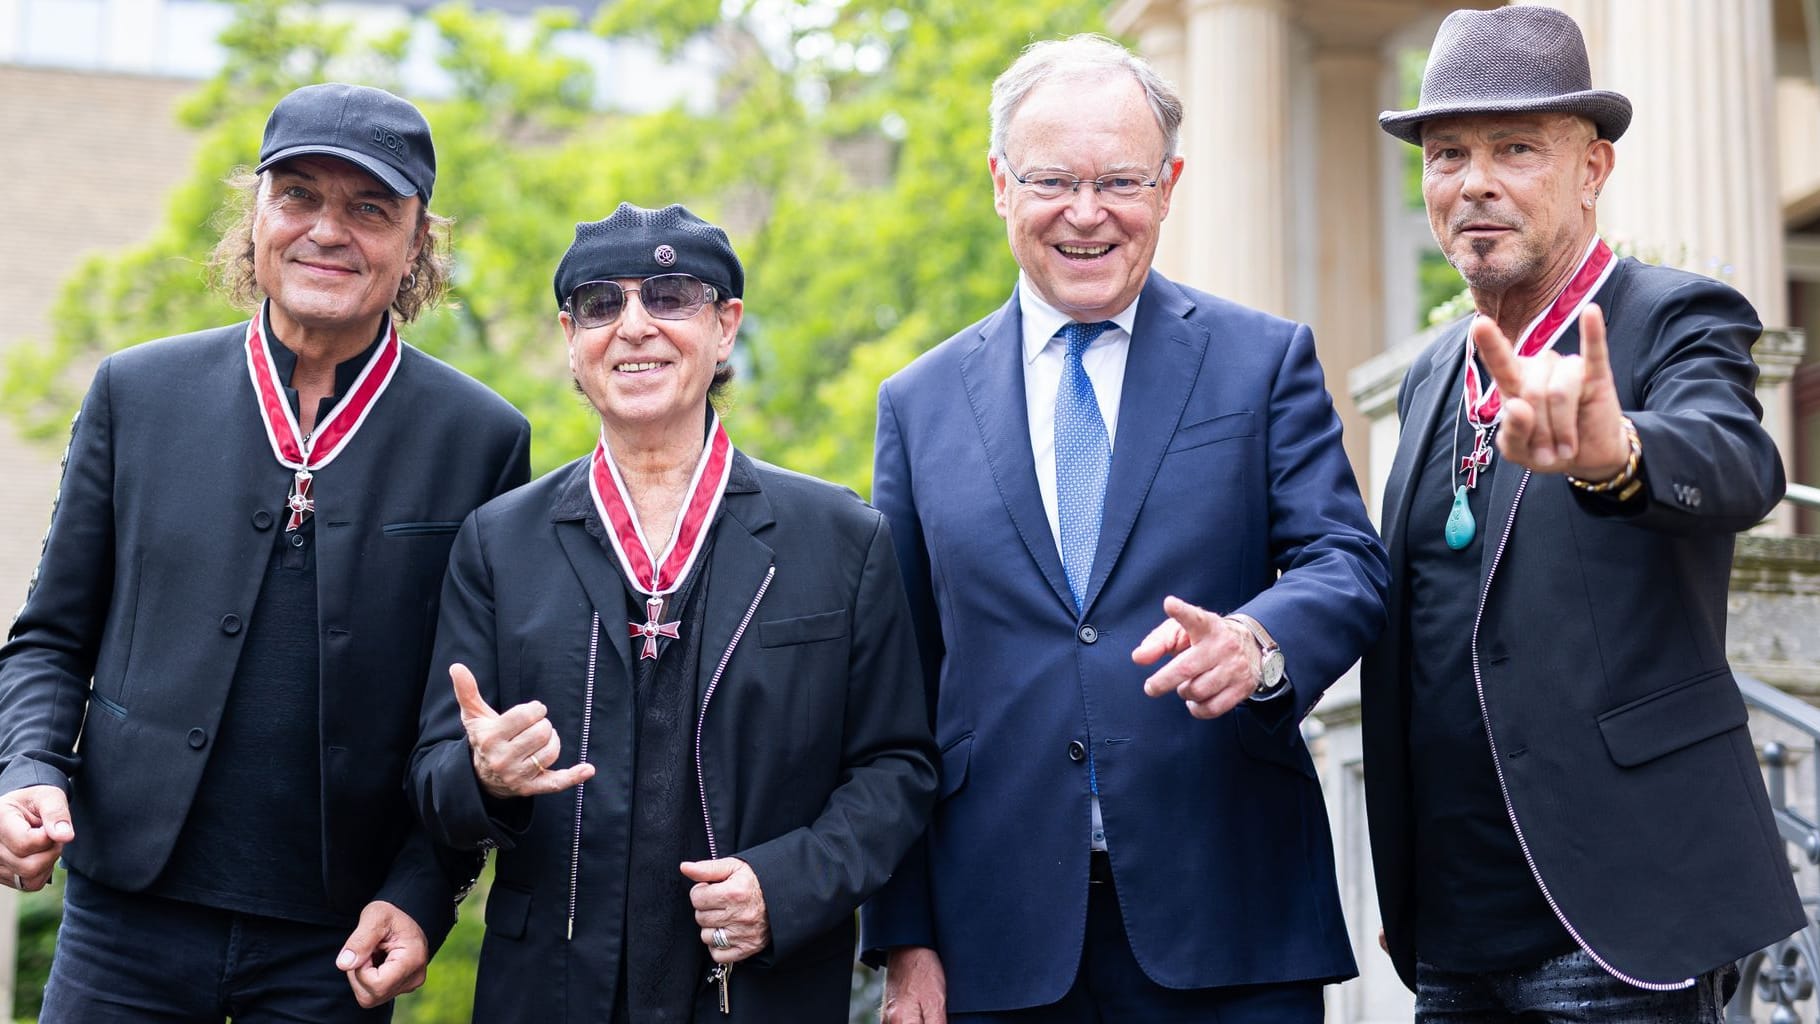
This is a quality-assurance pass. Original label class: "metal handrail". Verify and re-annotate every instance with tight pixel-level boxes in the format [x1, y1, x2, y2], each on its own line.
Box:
[1740, 676, 1820, 862]
[1736, 675, 1820, 1020]
[1787, 483, 1820, 512]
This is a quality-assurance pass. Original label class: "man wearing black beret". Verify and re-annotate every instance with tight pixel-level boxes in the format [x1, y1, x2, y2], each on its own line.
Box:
[0, 83, 530, 1021]
[409, 202, 936, 1021]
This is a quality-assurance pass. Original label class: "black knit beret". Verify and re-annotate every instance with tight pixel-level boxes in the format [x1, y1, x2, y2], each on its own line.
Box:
[553, 203, 744, 307]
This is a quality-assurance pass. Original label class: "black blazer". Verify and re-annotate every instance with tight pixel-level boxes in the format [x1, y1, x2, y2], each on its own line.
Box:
[1363, 259, 1804, 989]
[410, 451, 936, 1022]
[0, 322, 531, 945]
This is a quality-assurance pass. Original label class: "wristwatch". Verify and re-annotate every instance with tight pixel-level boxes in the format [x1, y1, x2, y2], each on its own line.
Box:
[1224, 613, 1285, 694]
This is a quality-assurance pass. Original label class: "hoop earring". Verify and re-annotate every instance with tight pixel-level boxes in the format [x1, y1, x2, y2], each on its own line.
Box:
[402, 272, 418, 291]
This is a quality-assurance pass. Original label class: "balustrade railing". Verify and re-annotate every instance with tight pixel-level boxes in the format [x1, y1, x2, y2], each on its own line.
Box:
[1735, 675, 1820, 1022]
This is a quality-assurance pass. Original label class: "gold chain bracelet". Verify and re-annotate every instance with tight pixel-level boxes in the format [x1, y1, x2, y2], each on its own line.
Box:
[1567, 416, 1642, 501]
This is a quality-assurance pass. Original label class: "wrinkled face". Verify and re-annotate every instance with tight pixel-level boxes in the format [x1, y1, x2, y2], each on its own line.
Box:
[1420, 113, 1607, 294]
[253, 155, 424, 337]
[992, 73, 1180, 322]
[562, 278, 742, 439]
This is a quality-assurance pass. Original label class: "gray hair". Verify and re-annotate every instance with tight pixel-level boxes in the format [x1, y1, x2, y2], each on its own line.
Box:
[988, 34, 1184, 166]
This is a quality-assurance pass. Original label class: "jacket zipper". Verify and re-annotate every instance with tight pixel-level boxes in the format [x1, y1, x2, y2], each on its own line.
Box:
[696, 564, 775, 1013]
[567, 612, 601, 941]
[1469, 471, 1693, 991]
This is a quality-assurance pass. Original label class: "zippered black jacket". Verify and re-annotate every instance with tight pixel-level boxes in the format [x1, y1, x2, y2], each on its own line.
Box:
[410, 451, 937, 1022]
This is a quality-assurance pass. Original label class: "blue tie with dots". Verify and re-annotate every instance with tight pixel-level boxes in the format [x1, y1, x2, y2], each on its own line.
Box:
[1055, 320, 1115, 612]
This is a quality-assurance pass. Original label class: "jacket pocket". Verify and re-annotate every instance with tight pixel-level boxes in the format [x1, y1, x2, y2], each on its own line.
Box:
[1597, 669, 1747, 768]
[381, 521, 463, 537]
[1165, 411, 1255, 454]
[758, 609, 848, 647]
[485, 881, 533, 939]
[937, 732, 973, 800]
[90, 690, 128, 720]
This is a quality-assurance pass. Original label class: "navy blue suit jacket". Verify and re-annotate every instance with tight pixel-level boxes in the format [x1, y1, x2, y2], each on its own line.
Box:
[861, 271, 1388, 1012]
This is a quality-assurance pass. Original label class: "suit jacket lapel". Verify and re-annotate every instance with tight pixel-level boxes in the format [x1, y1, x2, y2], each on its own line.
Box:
[696, 452, 777, 703]
[1382, 324, 1464, 571]
[552, 460, 634, 673]
[1084, 272, 1206, 613]
[958, 291, 1075, 612]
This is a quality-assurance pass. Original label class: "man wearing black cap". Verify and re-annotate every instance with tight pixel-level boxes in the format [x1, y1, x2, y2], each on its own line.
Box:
[1363, 8, 1802, 1021]
[408, 202, 933, 1022]
[0, 83, 530, 1021]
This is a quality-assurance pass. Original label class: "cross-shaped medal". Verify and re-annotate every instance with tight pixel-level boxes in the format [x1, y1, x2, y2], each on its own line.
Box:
[1459, 429, 1495, 490]
[285, 470, 315, 531]
[629, 595, 682, 660]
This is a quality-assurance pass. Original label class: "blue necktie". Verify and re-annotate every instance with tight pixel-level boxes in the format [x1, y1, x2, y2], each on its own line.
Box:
[1055, 320, 1115, 612]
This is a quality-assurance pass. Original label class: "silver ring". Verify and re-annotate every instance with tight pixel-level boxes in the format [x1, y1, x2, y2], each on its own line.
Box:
[711, 927, 730, 950]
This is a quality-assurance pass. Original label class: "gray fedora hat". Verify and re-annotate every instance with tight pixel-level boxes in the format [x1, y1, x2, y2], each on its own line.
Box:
[1378, 6, 1631, 145]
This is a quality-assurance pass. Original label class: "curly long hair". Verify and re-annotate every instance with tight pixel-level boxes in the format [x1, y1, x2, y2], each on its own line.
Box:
[207, 169, 453, 322]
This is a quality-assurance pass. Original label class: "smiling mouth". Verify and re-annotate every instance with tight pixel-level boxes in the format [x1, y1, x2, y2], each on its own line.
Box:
[1057, 243, 1112, 260]
[616, 361, 666, 373]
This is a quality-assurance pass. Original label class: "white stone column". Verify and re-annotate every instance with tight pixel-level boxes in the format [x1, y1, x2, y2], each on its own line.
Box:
[1597, 0, 1791, 522]
[1183, 0, 1291, 313]
[1312, 49, 1388, 478]
[1600, 0, 1783, 324]
[1129, 8, 1192, 281]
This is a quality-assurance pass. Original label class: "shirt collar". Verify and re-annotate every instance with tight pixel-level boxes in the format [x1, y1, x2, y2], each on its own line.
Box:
[1018, 273, 1140, 365]
[261, 299, 389, 399]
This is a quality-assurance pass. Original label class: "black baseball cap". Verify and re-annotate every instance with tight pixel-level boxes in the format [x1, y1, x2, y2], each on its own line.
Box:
[255, 83, 436, 202]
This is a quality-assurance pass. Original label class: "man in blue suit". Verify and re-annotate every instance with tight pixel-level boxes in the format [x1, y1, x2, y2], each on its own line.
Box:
[862, 33, 1388, 1024]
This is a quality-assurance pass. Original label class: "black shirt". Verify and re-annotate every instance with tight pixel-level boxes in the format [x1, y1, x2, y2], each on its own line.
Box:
[1404, 352, 1574, 972]
[149, 317, 385, 926]
[585, 508, 714, 1024]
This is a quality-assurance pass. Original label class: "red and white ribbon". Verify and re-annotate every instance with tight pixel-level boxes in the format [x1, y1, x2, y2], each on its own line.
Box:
[1464, 236, 1616, 430]
[244, 306, 401, 530]
[589, 414, 733, 658]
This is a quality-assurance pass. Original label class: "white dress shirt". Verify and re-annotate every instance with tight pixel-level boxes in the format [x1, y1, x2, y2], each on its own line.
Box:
[1018, 275, 1140, 551]
[1018, 275, 1140, 852]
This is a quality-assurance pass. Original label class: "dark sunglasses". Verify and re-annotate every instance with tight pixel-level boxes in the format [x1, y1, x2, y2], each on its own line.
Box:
[563, 274, 719, 329]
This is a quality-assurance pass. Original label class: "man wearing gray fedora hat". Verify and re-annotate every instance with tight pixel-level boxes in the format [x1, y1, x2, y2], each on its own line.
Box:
[1362, 6, 1803, 1022]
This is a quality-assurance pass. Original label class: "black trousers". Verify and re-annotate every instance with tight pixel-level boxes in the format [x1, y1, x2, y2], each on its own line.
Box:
[951, 852, 1325, 1023]
[40, 871, 389, 1024]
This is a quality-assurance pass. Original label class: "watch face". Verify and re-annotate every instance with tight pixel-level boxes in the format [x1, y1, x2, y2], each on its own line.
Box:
[1259, 650, 1286, 688]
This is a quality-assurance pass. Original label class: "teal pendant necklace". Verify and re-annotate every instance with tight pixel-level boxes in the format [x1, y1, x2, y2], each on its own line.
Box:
[1444, 483, 1475, 550]
[1445, 372, 1495, 551]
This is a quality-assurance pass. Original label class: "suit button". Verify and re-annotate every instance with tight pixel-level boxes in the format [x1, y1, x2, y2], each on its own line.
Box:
[252, 509, 273, 531]
[187, 728, 207, 749]
[220, 614, 241, 636]
[1077, 625, 1098, 644]
[289, 533, 305, 548]
[1067, 740, 1086, 763]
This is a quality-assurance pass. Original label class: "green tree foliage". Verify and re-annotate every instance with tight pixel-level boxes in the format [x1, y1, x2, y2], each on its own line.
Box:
[5, 0, 1110, 1019]
[5, 0, 1106, 494]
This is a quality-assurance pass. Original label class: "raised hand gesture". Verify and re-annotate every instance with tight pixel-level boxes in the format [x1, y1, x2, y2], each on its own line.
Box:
[451, 663, 594, 799]
[1475, 304, 1628, 479]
